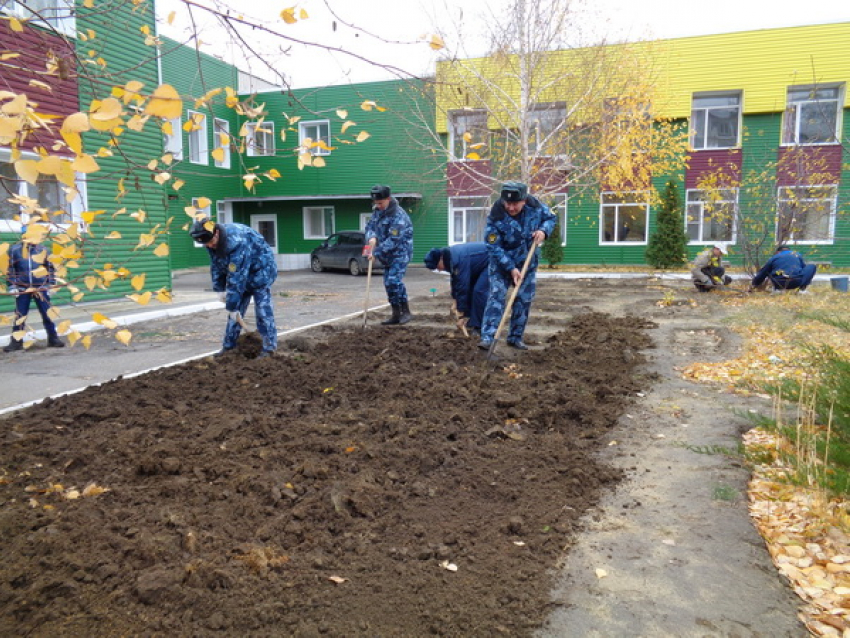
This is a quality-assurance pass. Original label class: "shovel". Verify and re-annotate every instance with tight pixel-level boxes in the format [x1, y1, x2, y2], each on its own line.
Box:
[487, 241, 538, 361]
[362, 252, 374, 329]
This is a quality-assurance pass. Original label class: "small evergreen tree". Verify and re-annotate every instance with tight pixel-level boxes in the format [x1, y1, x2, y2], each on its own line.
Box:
[645, 180, 689, 269]
[542, 220, 564, 268]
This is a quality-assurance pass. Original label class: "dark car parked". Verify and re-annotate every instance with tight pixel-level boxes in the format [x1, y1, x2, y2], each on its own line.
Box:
[310, 231, 383, 276]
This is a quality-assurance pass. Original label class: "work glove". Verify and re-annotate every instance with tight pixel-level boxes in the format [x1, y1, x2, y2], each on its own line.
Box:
[217, 291, 226, 302]
[711, 276, 722, 285]
[228, 310, 242, 324]
[361, 245, 372, 257]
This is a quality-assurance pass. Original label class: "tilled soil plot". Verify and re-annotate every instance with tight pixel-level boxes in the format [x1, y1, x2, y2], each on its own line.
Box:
[0, 310, 656, 636]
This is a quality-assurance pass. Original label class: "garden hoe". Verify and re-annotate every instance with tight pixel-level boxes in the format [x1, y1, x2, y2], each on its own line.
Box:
[362, 250, 374, 330]
[487, 241, 538, 361]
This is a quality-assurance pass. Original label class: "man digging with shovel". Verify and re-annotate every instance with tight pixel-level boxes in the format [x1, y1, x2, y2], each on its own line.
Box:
[478, 181, 556, 352]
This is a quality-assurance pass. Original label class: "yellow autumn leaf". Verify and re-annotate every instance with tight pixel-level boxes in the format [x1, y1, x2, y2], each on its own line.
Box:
[8, 17, 23, 33]
[47, 306, 60, 322]
[82, 483, 109, 497]
[72, 154, 99, 173]
[62, 112, 90, 134]
[356, 131, 370, 143]
[91, 97, 123, 121]
[172, 179, 184, 191]
[361, 100, 376, 111]
[81, 210, 105, 224]
[104, 231, 121, 239]
[466, 152, 481, 161]
[14, 159, 39, 185]
[37, 155, 62, 175]
[267, 168, 281, 178]
[300, 8, 308, 19]
[91, 312, 118, 329]
[156, 289, 172, 303]
[195, 197, 211, 209]
[83, 0, 94, 7]
[280, 8, 297, 23]
[131, 273, 145, 291]
[81, 335, 92, 350]
[211, 147, 225, 163]
[153, 243, 169, 257]
[341, 121, 356, 134]
[145, 84, 182, 119]
[28, 79, 51, 92]
[312, 157, 326, 168]
[154, 172, 170, 185]
[336, 109, 348, 119]
[129, 291, 152, 306]
[427, 34, 445, 50]
[137, 234, 155, 248]
[140, 24, 150, 36]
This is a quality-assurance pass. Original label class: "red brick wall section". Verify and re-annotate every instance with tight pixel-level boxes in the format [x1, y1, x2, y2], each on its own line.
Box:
[447, 160, 493, 197]
[776, 145, 842, 186]
[0, 20, 79, 152]
[685, 149, 742, 189]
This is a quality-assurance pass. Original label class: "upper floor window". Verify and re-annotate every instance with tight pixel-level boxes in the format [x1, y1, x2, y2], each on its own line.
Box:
[691, 92, 740, 150]
[299, 120, 331, 156]
[246, 121, 275, 157]
[450, 196, 489, 244]
[303, 206, 334, 239]
[448, 109, 488, 161]
[0, 0, 75, 35]
[163, 116, 183, 161]
[213, 118, 231, 169]
[186, 111, 208, 165]
[686, 188, 736, 243]
[783, 85, 842, 145]
[528, 104, 566, 156]
[777, 185, 836, 243]
[600, 191, 648, 244]
[545, 193, 568, 246]
[0, 150, 85, 233]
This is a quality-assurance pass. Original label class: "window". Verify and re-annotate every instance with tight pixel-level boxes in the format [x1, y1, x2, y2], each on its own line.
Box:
[0, 151, 85, 232]
[448, 110, 488, 160]
[187, 111, 208, 165]
[251, 214, 277, 251]
[0, 0, 75, 34]
[303, 206, 334, 239]
[545, 193, 568, 245]
[600, 192, 648, 244]
[299, 120, 331, 156]
[216, 200, 232, 225]
[686, 189, 737, 243]
[191, 197, 211, 247]
[450, 196, 489, 243]
[246, 121, 275, 157]
[163, 116, 183, 161]
[528, 104, 566, 156]
[783, 85, 842, 145]
[691, 92, 741, 149]
[777, 185, 836, 243]
[213, 118, 231, 169]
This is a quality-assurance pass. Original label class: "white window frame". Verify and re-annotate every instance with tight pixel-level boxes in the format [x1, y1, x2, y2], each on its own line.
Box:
[685, 188, 738, 244]
[528, 104, 566, 157]
[298, 120, 331, 156]
[599, 191, 649, 245]
[246, 121, 275, 157]
[450, 196, 489, 244]
[164, 116, 183, 161]
[547, 193, 568, 246]
[187, 110, 209, 165]
[0, 0, 75, 35]
[303, 206, 334, 239]
[448, 109, 488, 161]
[213, 118, 231, 169]
[216, 200, 232, 225]
[776, 184, 837, 245]
[358, 212, 371, 231]
[0, 148, 86, 234]
[251, 213, 278, 252]
[690, 91, 741, 150]
[782, 84, 843, 146]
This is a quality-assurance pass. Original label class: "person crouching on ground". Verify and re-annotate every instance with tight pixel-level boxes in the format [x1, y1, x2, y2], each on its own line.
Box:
[478, 181, 556, 351]
[4, 224, 65, 352]
[190, 217, 278, 358]
[691, 244, 733, 292]
[424, 242, 490, 336]
[364, 184, 414, 325]
[750, 245, 817, 294]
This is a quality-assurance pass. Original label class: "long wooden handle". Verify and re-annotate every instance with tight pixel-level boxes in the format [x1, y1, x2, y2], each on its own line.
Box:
[488, 241, 537, 355]
[362, 257, 374, 328]
[235, 313, 252, 333]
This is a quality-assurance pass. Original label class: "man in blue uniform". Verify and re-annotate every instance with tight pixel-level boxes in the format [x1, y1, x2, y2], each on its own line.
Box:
[4, 225, 65, 352]
[364, 184, 414, 325]
[190, 217, 278, 357]
[424, 242, 489, 334]
[750, 245, 817, 294]
[478, 181, 557, 350]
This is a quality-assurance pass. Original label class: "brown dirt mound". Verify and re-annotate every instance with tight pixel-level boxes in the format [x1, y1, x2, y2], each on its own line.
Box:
[0, 312, 654, 636]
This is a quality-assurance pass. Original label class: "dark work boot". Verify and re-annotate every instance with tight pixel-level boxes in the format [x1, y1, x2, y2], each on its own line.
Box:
[398, 301, 412, 325]
[48, 336, 65, 348]
[381, 305, 401, 325]
[4, 338, 23, 353]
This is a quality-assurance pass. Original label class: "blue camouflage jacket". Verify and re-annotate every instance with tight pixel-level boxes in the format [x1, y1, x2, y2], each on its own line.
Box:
[365, 198, 413, 265]
[448, 242, 489, 315]
[208, 223, 277, 312]
[7, 241, 55, 290]
[751, 249, 808, 286]
[484, 195, 557, 275]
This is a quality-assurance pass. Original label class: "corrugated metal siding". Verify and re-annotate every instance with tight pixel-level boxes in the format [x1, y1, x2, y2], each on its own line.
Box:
[159, 37, 240, 270]
[73, 1, 171, 301]
[776, 145, 842, 185]
[686, 150, 742, 189]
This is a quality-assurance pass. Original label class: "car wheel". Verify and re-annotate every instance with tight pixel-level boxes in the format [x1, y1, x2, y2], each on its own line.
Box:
[311, 256, 324, 273]
[349, 259, 362, 276]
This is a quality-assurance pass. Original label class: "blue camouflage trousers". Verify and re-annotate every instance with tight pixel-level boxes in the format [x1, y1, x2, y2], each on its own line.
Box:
[223, 287, 277, 352]
[382, 260, 409, 306]
[13, 291, 59, 339]
[480, 268, 537, 343]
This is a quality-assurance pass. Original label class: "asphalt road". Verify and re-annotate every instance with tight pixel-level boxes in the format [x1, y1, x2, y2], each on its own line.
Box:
[0, 267, 448, 414]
